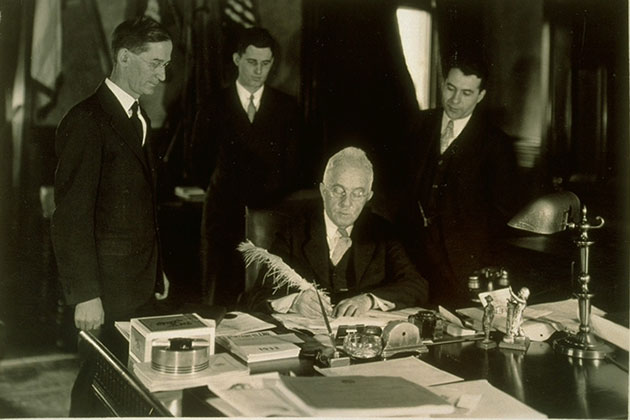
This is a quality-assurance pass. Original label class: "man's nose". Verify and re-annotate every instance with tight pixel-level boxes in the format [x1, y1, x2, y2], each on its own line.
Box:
[339, 196, 352, 207]
[449, 91, 461, 104]
[156, 66, 166, 82]
[254, 64, 262, 75]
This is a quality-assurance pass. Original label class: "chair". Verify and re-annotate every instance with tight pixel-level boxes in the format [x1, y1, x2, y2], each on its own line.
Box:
[79, 330, 173, 417]
[243, 189, 320, 293]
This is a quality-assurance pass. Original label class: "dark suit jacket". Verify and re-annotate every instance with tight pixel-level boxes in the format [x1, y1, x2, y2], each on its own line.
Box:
[192, 84, 303, 205]
[194, 85, 304, 304]
[51, 82, 162, 321]
[398, 108, 521, 304]
[244, 204, 429, 312]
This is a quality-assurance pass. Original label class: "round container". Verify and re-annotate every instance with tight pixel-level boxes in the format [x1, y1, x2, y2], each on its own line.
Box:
[343, 328, 383, 360]
[151, 337, 210, 374]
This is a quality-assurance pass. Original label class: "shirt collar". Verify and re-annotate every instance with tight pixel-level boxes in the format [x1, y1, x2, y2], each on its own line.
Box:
[442, 112, 473, 139]
[323, 210, 354, 242]
[235, 80, 264, 111]
[105, 78, 137, 116]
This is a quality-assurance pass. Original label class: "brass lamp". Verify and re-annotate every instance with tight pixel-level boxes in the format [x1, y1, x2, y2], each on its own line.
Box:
[508, 191, 613, 359]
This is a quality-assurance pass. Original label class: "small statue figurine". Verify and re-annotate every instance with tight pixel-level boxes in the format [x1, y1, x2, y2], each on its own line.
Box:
[499, 286, 531, 351]
[477, 295, 496, 349]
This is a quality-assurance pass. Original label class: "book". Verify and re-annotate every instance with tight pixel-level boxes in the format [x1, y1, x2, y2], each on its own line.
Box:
[132, 353, 249, 392]
[216, 330, 301, 363]
[275, 375, 455, 417]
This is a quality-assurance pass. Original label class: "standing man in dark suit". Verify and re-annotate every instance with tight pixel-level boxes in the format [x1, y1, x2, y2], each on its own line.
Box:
[192, 27, 303, 307]
[51, 17, 171, 415]
[398, 54, 521, 307]
[244, 147, 428, 317]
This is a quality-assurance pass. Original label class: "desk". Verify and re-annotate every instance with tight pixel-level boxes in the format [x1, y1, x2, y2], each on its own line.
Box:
[103, 322, 628, 418]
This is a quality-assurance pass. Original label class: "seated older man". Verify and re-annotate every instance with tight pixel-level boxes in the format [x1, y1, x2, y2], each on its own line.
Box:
[243, 147, 428, 318]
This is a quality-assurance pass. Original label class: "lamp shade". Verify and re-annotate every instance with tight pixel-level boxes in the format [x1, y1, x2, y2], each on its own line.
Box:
[508, 191, 581, 234]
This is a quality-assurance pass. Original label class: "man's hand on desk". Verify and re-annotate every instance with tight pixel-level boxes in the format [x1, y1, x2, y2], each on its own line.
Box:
[292, 289, 333, 318]
[333, 294, 372, 317]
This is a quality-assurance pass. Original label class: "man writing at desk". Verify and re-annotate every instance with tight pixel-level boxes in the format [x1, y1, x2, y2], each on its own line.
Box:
[244, 147, 428, 317]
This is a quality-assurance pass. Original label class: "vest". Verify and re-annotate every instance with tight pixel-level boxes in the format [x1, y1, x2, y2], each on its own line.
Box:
[328, 249, 355, 304]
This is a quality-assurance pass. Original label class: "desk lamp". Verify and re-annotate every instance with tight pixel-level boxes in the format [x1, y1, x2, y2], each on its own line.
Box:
[508, 191, 613, 359]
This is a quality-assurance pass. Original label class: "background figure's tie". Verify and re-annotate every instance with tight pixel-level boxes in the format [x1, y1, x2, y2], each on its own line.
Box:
[440, 119, 454, 154]
[247, 94, 256, 123]
[130, 101, 143, 144]
[330, 227, 352, 266]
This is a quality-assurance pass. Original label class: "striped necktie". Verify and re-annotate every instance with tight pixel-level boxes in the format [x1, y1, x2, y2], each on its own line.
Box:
[440, 119, 454, 154]
[247, 94, 256, 123]
[330, 227, 352, 266]
[130, 102, 143, 144]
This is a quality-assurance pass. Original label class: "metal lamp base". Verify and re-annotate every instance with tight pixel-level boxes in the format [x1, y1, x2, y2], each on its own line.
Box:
[553, 331, 613, 360]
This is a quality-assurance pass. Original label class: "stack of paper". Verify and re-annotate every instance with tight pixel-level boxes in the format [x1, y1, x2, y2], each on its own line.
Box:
[216, 330, 302, 363]
[314, 356, 463, 387]
[216, 311, 275, 337]
[132, 353, 249, 392]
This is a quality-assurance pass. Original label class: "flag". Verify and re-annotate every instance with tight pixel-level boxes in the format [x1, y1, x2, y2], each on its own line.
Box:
[223, 0, 257, 28]
[30, 0, 62, 115]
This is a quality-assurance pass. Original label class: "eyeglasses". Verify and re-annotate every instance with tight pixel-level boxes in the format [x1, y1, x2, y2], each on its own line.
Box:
[132, 52, 170, 72]
[325, 185, 370, 200]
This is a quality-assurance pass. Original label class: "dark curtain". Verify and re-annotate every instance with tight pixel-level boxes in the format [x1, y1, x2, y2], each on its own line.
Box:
[302, 0, 418, 210]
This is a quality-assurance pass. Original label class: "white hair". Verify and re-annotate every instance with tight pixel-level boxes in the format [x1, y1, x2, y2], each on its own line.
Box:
[322, 147, 374, 188]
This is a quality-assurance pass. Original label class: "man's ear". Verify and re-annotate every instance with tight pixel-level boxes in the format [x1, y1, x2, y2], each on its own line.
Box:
[477, 89, 487, 104]
[366, 191, 374, 202]
[233, 52, 241, 67]
[117, 48, 130, 66]
[319, 182, 326, 199]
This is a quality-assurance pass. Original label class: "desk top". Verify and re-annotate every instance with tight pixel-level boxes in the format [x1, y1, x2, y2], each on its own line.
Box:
[149, 331, 628, 418]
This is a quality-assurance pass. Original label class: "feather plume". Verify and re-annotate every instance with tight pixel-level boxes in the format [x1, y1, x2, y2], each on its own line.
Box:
[237, 240, 317, 293]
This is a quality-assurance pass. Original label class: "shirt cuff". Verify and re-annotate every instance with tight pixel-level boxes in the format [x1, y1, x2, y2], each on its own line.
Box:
[368, 293, 395, 311]
[269, 292, 301, 313]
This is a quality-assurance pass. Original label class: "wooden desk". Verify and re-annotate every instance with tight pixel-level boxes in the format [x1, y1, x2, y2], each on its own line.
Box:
[101, 321, 628, 418]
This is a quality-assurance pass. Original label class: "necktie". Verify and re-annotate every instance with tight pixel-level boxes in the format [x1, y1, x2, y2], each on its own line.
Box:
[247, 94, 256, 123]
[130, 102, 143, 144]
[330, 228, 352, 266]
[440, 119, 454, 154]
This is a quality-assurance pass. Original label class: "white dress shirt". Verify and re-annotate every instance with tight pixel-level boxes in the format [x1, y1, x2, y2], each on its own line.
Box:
[235, 80, 264, 114]
[104, 78, 146, 145]
[441, 112, 472, 151]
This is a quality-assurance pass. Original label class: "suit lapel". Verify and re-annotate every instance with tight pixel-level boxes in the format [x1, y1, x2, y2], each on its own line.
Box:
[351, 213, 376, 286]
[96, 83, 151, 177]
[303, 211, 330, 288]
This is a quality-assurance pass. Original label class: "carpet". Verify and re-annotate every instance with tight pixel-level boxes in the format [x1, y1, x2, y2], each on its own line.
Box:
[0, 353, 79, 418]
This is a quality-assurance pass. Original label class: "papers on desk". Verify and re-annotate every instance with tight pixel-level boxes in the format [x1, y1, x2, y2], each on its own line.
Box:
[315, 355, 462, 386]
[206, 371, 455, 417]
[276, 375, 455, 417]
[457, 297, 606, 342]
[215, 311, 275, 336]
[132, 353, 249, 392]
[431, 379, 547, 418]
[272, 306, 421, 335]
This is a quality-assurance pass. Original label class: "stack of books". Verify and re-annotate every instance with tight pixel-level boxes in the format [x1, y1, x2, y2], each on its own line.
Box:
[216, 331, 301, 363]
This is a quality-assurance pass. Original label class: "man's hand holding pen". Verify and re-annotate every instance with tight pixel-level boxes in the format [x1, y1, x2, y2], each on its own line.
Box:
[292, 289, 373, 318]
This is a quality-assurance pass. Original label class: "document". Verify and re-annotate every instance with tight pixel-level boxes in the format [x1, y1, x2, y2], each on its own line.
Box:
[215, 311, 275, 336]
[430, 379, 547, 418]
[272, 306, 422, 335]
[314, 355, 463, 387]
[275, 375, 455, 417]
